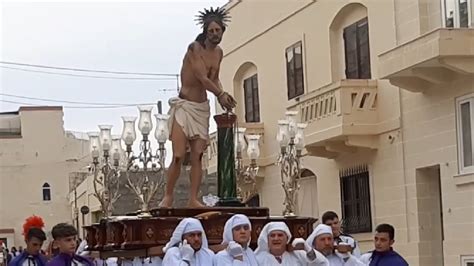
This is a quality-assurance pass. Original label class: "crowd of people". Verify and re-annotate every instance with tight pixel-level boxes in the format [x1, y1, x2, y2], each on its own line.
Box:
[0, 245, 26, 265]
[0, 211, 408, 266]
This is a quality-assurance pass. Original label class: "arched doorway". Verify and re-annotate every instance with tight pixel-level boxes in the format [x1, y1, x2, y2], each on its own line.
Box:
[297, 168, 318, 217]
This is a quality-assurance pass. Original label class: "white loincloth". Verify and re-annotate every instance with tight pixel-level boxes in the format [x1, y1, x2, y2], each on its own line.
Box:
[168, 97, 210, 143]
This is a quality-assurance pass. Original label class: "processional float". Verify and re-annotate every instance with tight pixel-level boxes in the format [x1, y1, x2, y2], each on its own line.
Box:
[84, 106, 316, 259]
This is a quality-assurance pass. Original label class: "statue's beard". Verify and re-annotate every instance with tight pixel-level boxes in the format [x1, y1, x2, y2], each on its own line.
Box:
[208, 36, 221, 45]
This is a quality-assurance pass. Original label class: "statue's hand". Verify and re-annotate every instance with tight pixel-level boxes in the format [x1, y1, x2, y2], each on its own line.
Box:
[218, 92, 237, 111]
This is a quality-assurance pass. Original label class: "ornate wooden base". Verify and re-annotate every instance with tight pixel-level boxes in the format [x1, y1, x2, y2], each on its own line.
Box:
[84, 207, 317, 258]
[216, 198, 246, 207]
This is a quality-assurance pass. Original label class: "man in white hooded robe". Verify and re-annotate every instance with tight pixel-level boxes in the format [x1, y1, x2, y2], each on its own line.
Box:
[306, 224, 364, 266]
[213, 214, 258, 266]
[143, 257, 163, 265]
[254, 222, 328, 266]
[75, 240, 118, 266]
[102, 257, 118, 266]
[120, 257, 142, 266]
[162, 218, 214, 266]
[121, 256, 162, 266]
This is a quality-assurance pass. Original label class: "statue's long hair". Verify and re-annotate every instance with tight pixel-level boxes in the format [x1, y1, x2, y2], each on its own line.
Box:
[195, 7, 230, 47]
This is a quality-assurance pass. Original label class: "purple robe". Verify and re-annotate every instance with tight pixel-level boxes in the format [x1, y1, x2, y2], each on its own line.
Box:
[8, 251, 47, 266]
[46, 253, 93, 266]
[368, 249, 408, 266]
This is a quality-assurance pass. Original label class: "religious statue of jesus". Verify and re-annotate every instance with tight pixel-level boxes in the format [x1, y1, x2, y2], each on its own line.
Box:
[159, 7, 237, 208]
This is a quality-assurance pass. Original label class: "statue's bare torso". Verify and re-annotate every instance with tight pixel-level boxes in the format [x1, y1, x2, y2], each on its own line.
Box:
[179, 41, 223, 103]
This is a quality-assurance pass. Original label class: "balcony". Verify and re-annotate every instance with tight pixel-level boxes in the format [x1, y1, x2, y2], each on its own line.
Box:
[379, 28, 474, 92]
[205, 123, 264, 174]
[288, 79, 390, 158]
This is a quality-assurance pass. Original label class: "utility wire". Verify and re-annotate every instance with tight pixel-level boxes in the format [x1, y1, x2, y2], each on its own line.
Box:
[1, 99, 35, 106]
[0, 66, 177, 80]
[0, 99, 157, 109]
[0, 92, 175, 106]
[0, 61, 178, 77]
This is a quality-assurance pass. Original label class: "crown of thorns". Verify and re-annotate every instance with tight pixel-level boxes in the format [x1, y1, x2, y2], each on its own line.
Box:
[195, 7, 231, 27]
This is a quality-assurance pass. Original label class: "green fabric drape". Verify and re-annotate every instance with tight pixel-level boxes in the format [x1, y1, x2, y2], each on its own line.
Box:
[217, 126, 236, 200]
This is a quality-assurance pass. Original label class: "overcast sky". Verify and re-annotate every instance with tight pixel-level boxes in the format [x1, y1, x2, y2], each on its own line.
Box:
[0, 0, 227, 140]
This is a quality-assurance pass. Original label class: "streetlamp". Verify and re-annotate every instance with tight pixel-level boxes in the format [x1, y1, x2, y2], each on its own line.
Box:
[89, 126, 122, 218]
[235, 127, 261, 203]
[121, 106, 169, 218]
[80, 206, 90, 239]
[277, 111, 307, 217]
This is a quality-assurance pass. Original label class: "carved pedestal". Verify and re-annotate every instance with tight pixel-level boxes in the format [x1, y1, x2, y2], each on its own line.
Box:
[84, 207, 317, 258]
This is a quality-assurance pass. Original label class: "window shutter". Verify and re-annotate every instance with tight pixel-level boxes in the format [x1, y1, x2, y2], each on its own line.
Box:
[459, 0, 469, 27]
[344, 23, 359, 79]
[286, 47, 296, 99]
[294, 44, 304, 97]
[243, 74, 260, 123]
[295, 69, 304, 97]
[244, 78, 253, 122]
[294, 45, 303, 69]
[460, 101, 473, 167]
[357, 18, 371, 79]
[251, 75, 260, 122]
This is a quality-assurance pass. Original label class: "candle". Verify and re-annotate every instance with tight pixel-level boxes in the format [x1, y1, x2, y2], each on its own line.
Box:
[121, 116, 137, 146]
[285, 111, 298, 138]
[154, 114, 170, 144]
[277, 120, 289, 148]
[99, 125, 113, 152]
[247, 135, 261, 160]
[138, 106, 153, 135]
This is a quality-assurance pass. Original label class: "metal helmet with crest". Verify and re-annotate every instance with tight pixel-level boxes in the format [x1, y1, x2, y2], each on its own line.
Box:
[22, 215, 45, 240]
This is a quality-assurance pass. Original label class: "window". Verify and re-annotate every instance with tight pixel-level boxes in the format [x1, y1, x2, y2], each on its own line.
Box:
[286, 42, 305, 100]
[340, 165, 372, 233]
[343, 17, 371, 79]
[0, 238, 8, 248]
[42, 183, 51, 201]
[243, 74, 260, 123]
[457, 94, 474, 174]
[443, 0, 472, 28]
[461, 255, 474, 266]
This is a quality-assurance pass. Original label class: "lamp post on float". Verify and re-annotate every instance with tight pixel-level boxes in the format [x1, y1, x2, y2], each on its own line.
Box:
[276, 111, 307, 217]
[121, 106, 169, 217]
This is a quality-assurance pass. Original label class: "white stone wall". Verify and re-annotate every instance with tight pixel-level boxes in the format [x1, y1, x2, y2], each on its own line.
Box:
[218, 0, 474, 265]
[0, 107, 90, 247]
